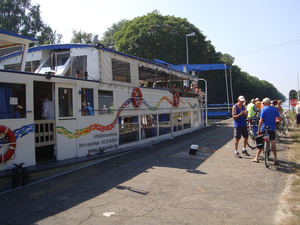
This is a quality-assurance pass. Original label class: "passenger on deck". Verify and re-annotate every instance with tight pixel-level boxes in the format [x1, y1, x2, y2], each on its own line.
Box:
[85, 102, 94, 116]
[147, 82, 153, 88]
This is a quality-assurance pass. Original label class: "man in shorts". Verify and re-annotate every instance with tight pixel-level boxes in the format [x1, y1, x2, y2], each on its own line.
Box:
[232, 95, 249, 158]
[252, 97, 282, 164]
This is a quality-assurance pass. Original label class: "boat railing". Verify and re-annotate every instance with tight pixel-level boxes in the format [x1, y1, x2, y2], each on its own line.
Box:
[34, 119, 56, 147]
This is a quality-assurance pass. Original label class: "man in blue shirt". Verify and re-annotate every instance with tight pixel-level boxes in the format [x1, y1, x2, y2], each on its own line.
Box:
[252, 97, 282, 165]
[85, 102, 94, 116]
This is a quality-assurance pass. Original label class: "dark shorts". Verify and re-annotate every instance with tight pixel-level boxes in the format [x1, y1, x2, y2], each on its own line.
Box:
[234, 126, 248, 139]
[296, 114, 300, 124]
[260, 130, 276, 140]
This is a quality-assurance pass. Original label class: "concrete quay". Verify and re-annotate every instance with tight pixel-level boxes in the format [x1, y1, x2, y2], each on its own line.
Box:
[0, 119, 291, 225]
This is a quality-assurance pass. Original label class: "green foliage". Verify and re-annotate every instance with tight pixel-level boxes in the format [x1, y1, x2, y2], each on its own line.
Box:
[110, 11, 286, 103]
[71, 30, 94, 44]
[100, 19, 127, 48]
[114, 10, 215, 64]
[38, 26, 62, 44]
[0, 0, 62, 44]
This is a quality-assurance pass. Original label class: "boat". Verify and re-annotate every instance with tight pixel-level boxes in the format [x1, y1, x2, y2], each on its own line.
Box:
[0, 29, 207, 190]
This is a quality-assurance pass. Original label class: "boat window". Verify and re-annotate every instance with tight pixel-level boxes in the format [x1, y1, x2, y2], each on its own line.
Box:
[81, 88, 94, 116]
[4, 60, 40, 72]
[119, 116, 139, 145]
[98, 90, 113, 115]
[141, 114, 157, 139]
[183, 112, 191, 129]
[37, 52, 70, 75]
[173, 112, 183, 132]
[193, 111, 199, 125]
[70, 56, 87, 78]
[159, 114, 171, 135]
[0, 83, 26, 119]
[112, 58, 131, 83]
[58, 88, 73, 117]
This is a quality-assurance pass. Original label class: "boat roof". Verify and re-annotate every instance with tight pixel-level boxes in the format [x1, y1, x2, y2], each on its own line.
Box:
[0, 43, 92, 62]
[0, 42, 198, 80]
[0, 29, 37, 49]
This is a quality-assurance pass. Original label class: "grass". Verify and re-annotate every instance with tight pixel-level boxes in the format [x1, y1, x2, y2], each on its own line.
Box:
[279, 124, 300, 225]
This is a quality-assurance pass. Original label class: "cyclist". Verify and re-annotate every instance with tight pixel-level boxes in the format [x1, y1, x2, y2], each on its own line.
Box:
[232, 95, 249, 158]
[252, 98, 282, 164]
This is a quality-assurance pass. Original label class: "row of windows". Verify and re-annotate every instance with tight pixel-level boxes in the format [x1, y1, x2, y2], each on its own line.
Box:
[0, 82, 113, 120]
[119, 111, 199, 145]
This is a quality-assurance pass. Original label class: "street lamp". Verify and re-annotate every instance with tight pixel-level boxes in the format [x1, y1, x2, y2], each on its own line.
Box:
[186, 32, 196, 65]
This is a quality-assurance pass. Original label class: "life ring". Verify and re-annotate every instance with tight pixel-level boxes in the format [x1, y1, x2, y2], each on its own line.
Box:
[132, 87, 143, 108]
[0, 126, 16, 163]
[173, 91, 180, 107]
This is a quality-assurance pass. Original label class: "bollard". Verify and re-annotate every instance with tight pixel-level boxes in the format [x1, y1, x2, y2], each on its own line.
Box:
[189, 144, 198, 155]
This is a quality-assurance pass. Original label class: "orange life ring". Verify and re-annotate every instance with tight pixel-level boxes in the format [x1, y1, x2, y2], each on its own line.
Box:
[132, 87, 143, 108]
[0, 126, 16, 163]
[173, 91, 180, 107]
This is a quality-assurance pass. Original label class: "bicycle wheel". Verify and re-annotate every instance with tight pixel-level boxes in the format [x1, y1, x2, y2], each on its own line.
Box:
[247, 130, 256, 149]
[283, 122, 289, 135]
[286, 117, 295, 130]
[264, 140, 269, 168]
[275, 125, 283, 140]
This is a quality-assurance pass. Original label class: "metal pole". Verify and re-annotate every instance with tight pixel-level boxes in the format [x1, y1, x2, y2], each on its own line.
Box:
[224, 64, 230, 113]
[186, 36, 189, 65]
[198, 78, 208, 126]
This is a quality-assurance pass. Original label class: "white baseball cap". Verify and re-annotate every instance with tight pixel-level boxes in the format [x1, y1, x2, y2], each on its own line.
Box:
[238, 95, 246, 101]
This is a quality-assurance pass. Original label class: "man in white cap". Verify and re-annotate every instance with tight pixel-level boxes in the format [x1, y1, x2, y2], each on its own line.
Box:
[252, 97, 282, 165]
[232, 95, 249, 158]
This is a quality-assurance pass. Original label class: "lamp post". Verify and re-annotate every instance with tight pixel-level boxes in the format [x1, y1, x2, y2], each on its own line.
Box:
[186, 32, 196, 65]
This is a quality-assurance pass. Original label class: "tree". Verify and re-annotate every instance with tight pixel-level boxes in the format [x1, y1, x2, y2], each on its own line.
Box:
[0, 0, 43, 37]
[0, 0, 62, 43]
[114, 10, 214, 64]
[71, 30, 94, 44]
[38, 26, 62, 44]
[100, 19, 127, 49]
[220, 53, 235, 66]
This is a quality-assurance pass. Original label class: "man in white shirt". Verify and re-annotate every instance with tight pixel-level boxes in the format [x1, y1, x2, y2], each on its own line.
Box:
[41, 93, 54, 119]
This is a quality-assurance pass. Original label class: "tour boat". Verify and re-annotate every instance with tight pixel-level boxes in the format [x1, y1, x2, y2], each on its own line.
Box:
[0, 29, 209, 189]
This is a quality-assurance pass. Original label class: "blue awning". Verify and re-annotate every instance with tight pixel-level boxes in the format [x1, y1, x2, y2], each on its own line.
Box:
[171, 63, 231, 72]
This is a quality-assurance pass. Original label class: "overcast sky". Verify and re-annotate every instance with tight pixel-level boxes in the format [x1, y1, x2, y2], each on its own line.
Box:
[32, 0, 300, 100]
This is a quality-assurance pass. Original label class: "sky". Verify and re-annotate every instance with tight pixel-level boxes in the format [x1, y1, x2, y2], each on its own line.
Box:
[32, 0, 300, 99]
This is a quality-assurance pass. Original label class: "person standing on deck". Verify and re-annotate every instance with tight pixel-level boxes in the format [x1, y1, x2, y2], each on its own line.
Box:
[41, 92, 54, 119]
[232, 95, 250, 158]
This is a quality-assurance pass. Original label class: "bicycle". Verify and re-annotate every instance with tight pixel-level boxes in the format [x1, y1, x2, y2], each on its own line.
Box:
[262, 126, 271, 168]
[246, 116, 259, 149]
[281, 110, 294, 130]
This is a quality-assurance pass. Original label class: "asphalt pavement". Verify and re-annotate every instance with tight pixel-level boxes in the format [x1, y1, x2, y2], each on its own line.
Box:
[0, 118, 292, 225]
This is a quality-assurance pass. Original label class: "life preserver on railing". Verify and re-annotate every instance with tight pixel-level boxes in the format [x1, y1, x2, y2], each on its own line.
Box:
[173, 91, 180, 107]
[132, 87, 143, 108]
[0, 125, 16, 163]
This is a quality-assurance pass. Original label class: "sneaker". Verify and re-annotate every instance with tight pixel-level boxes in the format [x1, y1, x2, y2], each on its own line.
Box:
[242, 150, 250, 156]
[235, 152, 241, 158]
[274, 160, 279, 166]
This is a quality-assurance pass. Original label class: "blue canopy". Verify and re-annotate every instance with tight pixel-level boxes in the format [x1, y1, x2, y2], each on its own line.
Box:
[171, 63, 231, 72]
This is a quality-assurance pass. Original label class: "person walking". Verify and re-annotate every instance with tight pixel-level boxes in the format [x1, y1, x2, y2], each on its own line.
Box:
[232, 95, 249, 158]
[252, 97, 282, 164]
